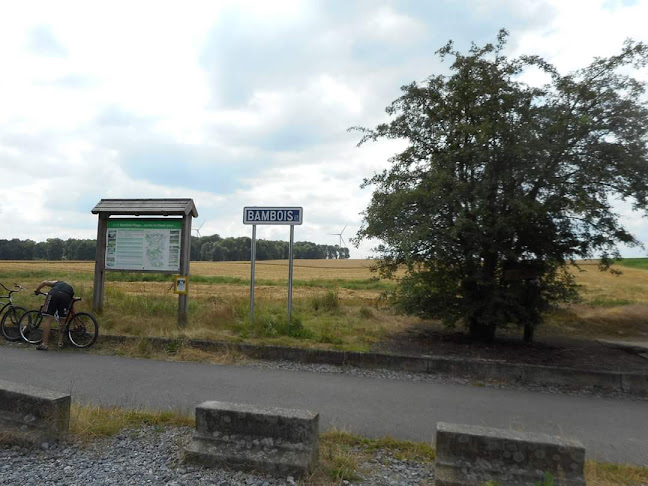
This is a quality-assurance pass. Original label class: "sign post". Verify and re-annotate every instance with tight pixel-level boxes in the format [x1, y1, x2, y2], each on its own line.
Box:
[250, 224, 257, 322]
[243, 207, 303, 322]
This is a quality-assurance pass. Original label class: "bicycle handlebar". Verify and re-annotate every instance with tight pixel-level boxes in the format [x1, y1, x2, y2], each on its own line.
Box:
[0, 283, 24, 294]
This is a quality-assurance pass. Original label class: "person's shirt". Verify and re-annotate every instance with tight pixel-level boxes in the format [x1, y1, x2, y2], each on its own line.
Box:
[52, 281, 74, 298]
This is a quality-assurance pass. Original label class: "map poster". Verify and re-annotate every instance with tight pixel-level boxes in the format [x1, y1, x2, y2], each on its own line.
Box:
[105, 220, 182, 272]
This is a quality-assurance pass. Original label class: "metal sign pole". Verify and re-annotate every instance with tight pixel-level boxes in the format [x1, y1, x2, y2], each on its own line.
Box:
[243, 207, 302, 323]
[288, 225, 294, 321]
[250, 224, 257, 322]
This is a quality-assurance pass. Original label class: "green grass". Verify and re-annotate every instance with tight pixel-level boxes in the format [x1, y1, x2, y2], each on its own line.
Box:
[614, 258, 648, 270]
[92, 286, 389, 352]
[586, 297, 635, 308]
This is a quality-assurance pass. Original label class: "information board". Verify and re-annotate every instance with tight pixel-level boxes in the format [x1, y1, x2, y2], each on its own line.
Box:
[105, 220, 181, 272]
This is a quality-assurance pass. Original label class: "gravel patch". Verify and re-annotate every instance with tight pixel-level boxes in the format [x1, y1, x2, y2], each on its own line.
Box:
[0, 426, 434, 485]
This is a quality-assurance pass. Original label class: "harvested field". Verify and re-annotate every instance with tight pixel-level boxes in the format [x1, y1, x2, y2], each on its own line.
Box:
[192, 259, 381, 281]
[1, 259, 648, 361]
[0, 259, 383, 282]
[568, 260, 648, 305]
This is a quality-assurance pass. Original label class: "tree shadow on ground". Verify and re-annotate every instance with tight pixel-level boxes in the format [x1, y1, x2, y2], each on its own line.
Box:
[371, 322, 648, 372]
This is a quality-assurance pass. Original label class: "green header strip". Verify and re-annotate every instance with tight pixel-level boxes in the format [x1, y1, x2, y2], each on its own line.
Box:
[107, 220, 183, 229]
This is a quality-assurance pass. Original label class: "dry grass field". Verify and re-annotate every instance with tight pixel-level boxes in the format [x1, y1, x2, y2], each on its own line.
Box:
[0, 259, 404, 351]
[1, 259, 647, 349]
[0, 259, 384, 281]
[540, 260, 648, 339]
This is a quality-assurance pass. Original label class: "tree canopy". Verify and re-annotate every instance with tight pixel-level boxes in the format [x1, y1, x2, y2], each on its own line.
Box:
[354, 30, 648, 341]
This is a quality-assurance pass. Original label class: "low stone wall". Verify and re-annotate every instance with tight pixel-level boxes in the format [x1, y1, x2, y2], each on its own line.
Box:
[184, 401, 319, 477]
[0, 379, 70, 443]
[435, 422, 585, 486]
[100, 334, 648, 395]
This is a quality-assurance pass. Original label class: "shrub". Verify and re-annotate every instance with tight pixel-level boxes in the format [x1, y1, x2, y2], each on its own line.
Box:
[311, 289, 340, 313]
[243, 309, 313, 339]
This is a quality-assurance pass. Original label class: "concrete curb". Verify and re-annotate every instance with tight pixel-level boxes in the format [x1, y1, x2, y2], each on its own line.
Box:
[98, 335, 648, 396]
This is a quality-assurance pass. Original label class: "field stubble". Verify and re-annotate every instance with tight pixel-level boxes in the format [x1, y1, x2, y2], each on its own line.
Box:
[1, 259, 647, 350]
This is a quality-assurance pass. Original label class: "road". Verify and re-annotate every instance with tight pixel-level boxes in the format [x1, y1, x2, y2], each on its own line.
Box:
[1, 346, 646, 465]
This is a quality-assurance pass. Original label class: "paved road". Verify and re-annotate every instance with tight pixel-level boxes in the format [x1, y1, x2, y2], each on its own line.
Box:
[1, 346, 646, 465]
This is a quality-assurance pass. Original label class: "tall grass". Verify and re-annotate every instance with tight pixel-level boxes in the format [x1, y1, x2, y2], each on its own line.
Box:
[310, 289, 341, 314]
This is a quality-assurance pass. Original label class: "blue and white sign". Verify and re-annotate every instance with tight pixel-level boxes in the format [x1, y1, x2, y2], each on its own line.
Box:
[245, 205, 303, 323]
[243, 207, 303, 225]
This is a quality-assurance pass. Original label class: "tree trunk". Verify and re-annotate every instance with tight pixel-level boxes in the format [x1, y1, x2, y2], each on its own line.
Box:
[523, 322, 535, 343]
[468, 317, 497, 342]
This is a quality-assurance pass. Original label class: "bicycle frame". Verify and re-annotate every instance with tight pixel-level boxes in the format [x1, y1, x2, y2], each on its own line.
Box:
[20, 291, 98, 348]
[0, 283, 22, 314]
[36, 293, 81, 330]
[0, 300, 13, 315]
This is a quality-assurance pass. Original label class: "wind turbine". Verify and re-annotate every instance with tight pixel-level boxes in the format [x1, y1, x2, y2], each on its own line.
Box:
[329, 225, 347, 247]
[192, 221, 205, 237]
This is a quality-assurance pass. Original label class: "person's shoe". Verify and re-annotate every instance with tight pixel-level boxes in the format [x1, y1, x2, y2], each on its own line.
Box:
[36, 344, 48, 351]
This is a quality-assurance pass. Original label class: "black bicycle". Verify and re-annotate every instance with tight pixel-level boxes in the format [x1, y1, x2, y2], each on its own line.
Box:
[0, 283, 27, 341]
[19, 292, 99, 348]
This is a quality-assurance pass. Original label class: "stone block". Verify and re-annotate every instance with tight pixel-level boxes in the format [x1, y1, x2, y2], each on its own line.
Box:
[0, 379, 70, 443]
[435, 422, 585, 486]
[185, 401, 319, 477]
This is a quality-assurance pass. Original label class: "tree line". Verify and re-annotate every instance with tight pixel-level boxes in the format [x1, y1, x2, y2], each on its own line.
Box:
[0, 236, 350, 261]
[192, 235, 349, 261]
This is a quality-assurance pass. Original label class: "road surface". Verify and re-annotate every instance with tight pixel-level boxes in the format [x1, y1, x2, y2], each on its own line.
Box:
[1, 346, 646, 465]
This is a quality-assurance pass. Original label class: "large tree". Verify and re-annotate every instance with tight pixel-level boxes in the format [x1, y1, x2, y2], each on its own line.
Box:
[354, 30, 648, 341]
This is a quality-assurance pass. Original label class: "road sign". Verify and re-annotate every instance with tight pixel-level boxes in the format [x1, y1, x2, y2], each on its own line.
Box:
[243, 207, 303, 225]
[244, 206, 303, 323]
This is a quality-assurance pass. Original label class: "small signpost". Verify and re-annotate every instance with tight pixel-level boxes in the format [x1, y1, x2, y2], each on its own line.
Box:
[243, 207, 303, 322]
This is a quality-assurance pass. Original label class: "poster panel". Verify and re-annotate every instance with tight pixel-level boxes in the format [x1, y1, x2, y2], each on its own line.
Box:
[106, 219, 181, 272]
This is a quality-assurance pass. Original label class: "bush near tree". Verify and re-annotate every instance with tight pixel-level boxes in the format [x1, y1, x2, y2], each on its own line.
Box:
[353, 30, 648, 341]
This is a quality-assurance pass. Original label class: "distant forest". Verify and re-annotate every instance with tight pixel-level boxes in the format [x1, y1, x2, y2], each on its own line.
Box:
[0, 235, 350, 261]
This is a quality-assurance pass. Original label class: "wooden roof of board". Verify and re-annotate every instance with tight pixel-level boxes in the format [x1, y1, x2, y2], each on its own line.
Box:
[91, 199, 198, 217]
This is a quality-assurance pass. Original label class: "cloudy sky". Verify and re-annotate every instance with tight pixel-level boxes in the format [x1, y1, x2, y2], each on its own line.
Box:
[1, 0, 647, 258]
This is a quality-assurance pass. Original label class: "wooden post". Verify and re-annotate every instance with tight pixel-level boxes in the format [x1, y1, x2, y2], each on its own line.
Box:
[92, 214, 108, 313]
[178, 213, 192, 326]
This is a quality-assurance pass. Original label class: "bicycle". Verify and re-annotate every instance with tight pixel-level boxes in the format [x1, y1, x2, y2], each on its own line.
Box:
[19, 292, 99, 348]
[0, 283, 27, 341]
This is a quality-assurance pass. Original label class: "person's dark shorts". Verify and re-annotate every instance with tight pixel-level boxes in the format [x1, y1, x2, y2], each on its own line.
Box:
[42, 290, 72, 320]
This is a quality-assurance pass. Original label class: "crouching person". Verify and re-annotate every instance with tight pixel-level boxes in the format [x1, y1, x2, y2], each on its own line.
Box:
[34, 280, 75, 351]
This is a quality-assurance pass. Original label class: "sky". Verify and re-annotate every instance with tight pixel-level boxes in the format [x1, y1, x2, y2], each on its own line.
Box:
[1, 0, 647, 259]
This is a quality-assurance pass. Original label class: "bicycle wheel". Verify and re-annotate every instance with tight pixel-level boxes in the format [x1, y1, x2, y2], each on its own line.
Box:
[19, 310, 44, 344]
[67, 312, 99, 348]
[1, 306, 27, 341]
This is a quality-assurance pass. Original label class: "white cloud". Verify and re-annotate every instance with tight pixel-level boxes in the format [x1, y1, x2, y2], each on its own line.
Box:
[0, 0, 647, 259]
[362, 6, 427, 44]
